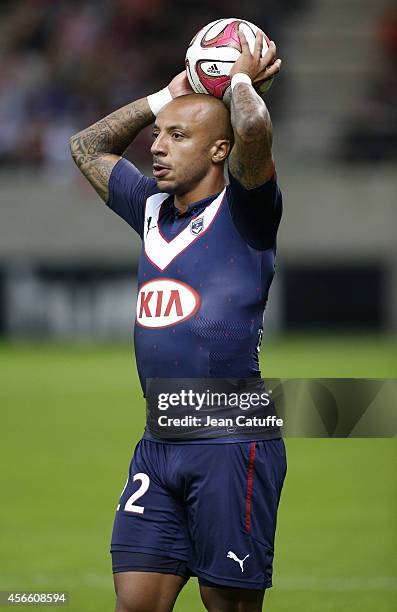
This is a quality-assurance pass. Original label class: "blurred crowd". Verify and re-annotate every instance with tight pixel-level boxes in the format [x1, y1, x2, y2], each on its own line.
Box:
[0, 0, 302, 171]
[1, 0, 395, 170]
[341, 5, 397, 162]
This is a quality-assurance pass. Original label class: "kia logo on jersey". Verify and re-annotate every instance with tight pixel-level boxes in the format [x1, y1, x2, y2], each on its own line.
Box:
[136, 278, 201, 328]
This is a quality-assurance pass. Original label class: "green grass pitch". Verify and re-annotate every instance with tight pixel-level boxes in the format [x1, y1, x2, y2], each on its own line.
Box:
[0, 335, 396, 611]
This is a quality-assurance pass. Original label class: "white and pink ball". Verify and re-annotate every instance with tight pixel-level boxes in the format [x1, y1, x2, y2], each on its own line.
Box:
[185, 18, 274, 102]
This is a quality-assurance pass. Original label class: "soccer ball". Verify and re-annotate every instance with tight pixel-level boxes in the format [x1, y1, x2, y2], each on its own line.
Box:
[185, 18, 274, 102]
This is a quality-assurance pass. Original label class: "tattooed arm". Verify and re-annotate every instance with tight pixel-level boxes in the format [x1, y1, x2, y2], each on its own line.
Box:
[69, 72, 193, 202]
[69, 98, 153, 202]
[228, 30, 282, 188]
[229, 84, 274, 188]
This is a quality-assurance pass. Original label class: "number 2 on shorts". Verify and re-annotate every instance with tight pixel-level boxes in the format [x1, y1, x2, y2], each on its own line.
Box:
[118, 473, 150, 515]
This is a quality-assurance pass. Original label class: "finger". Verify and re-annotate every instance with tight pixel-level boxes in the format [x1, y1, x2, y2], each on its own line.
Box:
[238, 27, 250, 53]
[253, 58, 282, 82]
[260, 40, 277, 67]
[258, 52, 277, 75]
[254, 29, 264, 59]
[265, 58, 282, 77]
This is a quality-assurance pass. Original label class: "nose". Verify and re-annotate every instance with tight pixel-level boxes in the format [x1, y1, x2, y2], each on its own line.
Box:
[150, 132, 167, 156]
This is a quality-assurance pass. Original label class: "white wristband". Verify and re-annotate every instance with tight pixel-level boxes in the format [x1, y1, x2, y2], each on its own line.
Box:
[147, 86, 173, 116]
[231, 73, 252, 92]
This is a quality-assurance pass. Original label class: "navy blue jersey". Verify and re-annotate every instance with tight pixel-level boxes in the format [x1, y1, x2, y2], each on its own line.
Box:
[107, 157, 282, 380]
[107, 158, 282, 440]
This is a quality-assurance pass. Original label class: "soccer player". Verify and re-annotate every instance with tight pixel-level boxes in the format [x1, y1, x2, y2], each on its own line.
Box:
[70, 30, 285, 612]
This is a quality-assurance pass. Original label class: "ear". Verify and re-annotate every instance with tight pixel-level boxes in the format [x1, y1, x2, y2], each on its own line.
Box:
[211, 139, 231, 164]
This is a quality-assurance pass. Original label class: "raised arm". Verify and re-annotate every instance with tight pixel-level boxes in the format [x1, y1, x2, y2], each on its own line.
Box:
[69, 72, 193, 202]
[228, 31, 282, 189]
[69, 98, 153, 201]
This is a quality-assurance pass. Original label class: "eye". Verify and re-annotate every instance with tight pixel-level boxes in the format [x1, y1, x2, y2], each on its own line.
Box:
[152, 131, 159, 139]
[172, 132, 184, 140]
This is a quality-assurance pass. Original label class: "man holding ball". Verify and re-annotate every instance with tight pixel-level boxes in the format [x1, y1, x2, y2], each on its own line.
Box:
[70, 27, 285, 612]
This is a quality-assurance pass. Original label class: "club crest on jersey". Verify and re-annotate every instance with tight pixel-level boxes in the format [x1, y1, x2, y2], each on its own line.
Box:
[137, 278, 201, 328]
[190, 217, 204, 235]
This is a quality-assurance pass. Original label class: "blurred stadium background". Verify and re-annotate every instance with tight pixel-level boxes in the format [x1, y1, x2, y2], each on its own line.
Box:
[0, 0, 396, 611]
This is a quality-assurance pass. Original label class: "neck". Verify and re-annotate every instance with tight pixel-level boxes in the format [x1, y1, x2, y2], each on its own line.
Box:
[174, 173, 225, 213]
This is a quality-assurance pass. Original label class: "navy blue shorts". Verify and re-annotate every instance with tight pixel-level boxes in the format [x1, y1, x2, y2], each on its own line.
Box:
[111, 438, 287, 590]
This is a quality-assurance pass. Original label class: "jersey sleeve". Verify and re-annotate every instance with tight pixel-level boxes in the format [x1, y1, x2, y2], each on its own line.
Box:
[106, 157, 158, 238]
[227, 167, 283, 250]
